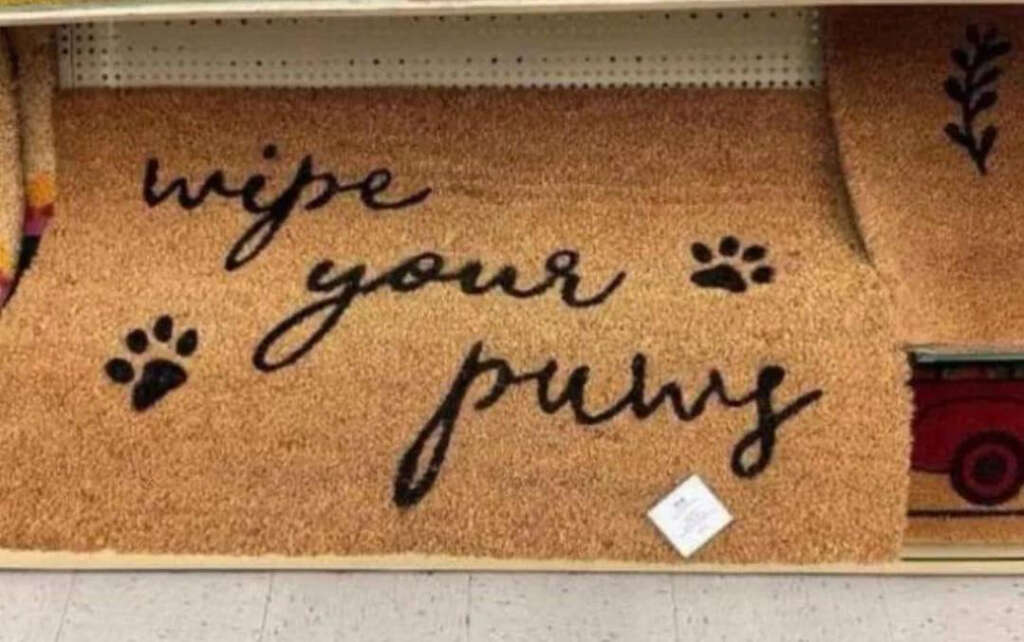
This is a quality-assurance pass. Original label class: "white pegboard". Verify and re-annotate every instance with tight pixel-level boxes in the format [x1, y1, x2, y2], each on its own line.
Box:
[58, 9, 820, 89]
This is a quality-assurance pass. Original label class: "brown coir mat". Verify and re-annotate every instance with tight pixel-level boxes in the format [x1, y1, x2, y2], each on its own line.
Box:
[0, 88, 909, 566]
[826, 7, 1024, 347]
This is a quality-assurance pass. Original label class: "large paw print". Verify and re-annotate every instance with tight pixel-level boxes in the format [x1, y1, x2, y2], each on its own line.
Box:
[690, 236, 774, 294]
[104, 315, 198, 412]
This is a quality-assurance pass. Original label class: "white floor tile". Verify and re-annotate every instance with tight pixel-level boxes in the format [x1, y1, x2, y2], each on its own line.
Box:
[263, 571, 469, 642]
[56, 572, 270, 642]
[2, 571, 1022, 642]
[468, 573, 676, 642]
[0, 571, 72, 642]
[882, 576, 1024, 642]
[672, 575, 892, 642]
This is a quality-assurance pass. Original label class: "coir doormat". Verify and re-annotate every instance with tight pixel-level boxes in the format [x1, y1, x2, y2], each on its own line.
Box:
[0, 88, 909, 565]
[826, 7, 1024, 347]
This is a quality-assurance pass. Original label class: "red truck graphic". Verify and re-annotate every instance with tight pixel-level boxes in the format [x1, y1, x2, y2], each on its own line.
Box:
[911, 355, 1024, 506]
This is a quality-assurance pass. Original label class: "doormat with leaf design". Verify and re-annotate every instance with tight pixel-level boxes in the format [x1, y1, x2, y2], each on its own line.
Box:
[0, 88, 909, 566]
[827, 7, 1024, 346]
[828, 7, 1024, 546]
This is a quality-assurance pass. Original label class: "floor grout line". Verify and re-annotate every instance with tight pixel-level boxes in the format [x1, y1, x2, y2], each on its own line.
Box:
[256, 571, 275, 642]
[876, 576, 898, 642]
[670, 576, 682, 642]
[464, 573, 473, 642]
[51, 571, 75, 642]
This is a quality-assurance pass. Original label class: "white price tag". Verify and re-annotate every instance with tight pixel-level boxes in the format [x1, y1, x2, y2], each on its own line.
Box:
[647, 475, 733, 558]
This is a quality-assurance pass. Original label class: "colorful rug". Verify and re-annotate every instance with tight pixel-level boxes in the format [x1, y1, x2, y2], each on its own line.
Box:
[0, 87, 910, 565]
[0, 34, 21, 307]
[0, 27, 56, 309]
[11, 27, 56, 257]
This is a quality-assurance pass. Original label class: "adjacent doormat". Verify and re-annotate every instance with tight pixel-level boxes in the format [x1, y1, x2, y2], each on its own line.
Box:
[0, 88, 909, 566]
[827, 7, 1024, 547]
[0, 38, 21, 306]
[11, 26, 58, 287]
[907, 354, 1024, 545]
[826, 7, 1024, 347]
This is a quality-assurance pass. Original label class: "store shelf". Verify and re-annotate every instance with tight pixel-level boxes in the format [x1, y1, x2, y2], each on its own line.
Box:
[58, 10, 822, 89]
[0, 0, 1002, 27]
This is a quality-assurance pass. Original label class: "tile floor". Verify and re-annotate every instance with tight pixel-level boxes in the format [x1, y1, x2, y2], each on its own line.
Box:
[1, 572, 1022, 641]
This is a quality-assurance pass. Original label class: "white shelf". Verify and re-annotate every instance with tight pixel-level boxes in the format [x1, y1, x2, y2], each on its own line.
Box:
[59, 10, 822, 89]
[0, 0, 1002, 27]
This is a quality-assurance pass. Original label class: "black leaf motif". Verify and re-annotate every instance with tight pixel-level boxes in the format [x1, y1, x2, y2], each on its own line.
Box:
[951, 48, 970, 70]
[944, 77, 966, 101]
[973, 90, 998, 114]
[945, 123, 971, 147]
[975, 67, 1003, 89]
[944, 24, 1011, 175]
[979, 125, 998, 156]
[989, 41, 1012, 58]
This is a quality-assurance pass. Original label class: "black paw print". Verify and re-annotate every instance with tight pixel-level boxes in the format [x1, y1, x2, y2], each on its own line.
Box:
[690, 236, 774, 294]
[104, 315, 198, 412]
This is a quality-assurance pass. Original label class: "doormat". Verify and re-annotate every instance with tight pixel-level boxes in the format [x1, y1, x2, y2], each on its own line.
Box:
[826, 7, 1024, 347]
[826, 7, 1024, 546]
[906, 354, 1024, 545]
[11, 27, 57, 285]
[0, 87, 910, 566]
[0, 35, 21, 306]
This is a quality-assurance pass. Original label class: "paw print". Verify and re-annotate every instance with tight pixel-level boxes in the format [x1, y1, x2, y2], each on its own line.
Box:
[104, 315, 198, 412]
[690, 236, 774, 294]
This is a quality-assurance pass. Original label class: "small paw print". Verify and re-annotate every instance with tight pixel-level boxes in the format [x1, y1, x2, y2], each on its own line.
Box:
[104, 315, 198, 412]
[690, 236, 774, 294]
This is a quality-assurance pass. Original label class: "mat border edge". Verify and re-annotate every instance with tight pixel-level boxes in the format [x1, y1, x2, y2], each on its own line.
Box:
[0, 546, 1019, 573]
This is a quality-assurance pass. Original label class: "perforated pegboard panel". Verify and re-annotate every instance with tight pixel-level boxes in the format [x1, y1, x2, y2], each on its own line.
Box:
[59, 9, 820, 89]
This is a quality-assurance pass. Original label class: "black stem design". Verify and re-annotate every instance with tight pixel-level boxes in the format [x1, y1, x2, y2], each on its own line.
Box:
[944, 24, 1011, 175]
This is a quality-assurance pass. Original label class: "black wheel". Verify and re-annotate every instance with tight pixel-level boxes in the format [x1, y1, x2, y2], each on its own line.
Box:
[950, 431, 1024, 506]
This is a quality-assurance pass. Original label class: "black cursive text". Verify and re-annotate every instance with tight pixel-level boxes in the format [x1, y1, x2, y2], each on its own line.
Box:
[255, 249, 626, 371]
[143, 144, 432, 270]
[393, 342, 823, 507]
